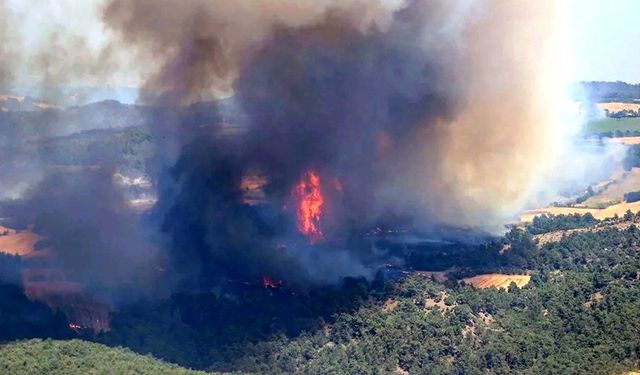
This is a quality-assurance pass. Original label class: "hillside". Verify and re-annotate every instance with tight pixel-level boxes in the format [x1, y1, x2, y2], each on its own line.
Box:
[77, 214, 637, 374]
[520, 201, 640, 222]
[1, 89, 639, 373]
[0, 339, 212, 375]
[0, 100, 148, 143]
[1, 214, 639, 374]
[575, 81, 640, 102]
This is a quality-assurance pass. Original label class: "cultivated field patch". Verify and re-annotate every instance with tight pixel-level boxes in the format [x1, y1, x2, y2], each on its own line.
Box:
[0, 225, 43, 256]
[520, 201, 640, 222]
[461, 274, 531, 289]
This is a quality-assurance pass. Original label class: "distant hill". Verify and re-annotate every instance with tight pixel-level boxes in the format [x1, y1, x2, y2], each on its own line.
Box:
[574, 81, 640, 103]
[0, 100, 149, 142]
[0, 97, 245, 145]
[0, 339, 213, 375]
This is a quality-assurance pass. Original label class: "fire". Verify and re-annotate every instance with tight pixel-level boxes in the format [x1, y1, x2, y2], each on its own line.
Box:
[293, 170, 324, 243]
[332, 177, 343, 192]
[261, 276, 282, 289]
[69, 322, 83, 331]
[240, 174, 269, 205]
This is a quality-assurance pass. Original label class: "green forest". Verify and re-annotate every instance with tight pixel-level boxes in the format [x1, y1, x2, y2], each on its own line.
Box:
[2, 213, 639, 374]
[0, 339, 211, 375]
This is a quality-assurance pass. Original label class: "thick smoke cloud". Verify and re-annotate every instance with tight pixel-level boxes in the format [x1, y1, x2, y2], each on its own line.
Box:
[98, 0, 604, 288]
[0, 0, 132, 104]
[100, 1, 587, 227]
[0, 0, 14, 91]
[0, 168, 158, 292]
[102, 0, 402, 104]
[0, 1, 622, 290]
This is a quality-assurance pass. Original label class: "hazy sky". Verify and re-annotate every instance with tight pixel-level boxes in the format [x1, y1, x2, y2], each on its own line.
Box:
[568, 0, 640, 83]
[4, 0, 640, 90]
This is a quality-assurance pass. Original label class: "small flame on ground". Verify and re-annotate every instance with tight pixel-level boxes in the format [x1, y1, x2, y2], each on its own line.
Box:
[69, 322, 83, 331]
[332, 177, 343, 192]
[261, 276, 282, 289]
[293, 170, 324, 243]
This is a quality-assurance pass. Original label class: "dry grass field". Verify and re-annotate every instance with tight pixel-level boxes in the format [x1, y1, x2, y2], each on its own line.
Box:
[580, 168, 640, 207]
[612, 137, 640, 145]
[462, 274, 531, 289]
[597, 102, 640, 113]
[0, 225, 43, 256]
[520, 201, 640, 223]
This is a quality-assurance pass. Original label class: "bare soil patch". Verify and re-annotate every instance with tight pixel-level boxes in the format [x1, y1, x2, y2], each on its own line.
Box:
[424, 292, 454, 312]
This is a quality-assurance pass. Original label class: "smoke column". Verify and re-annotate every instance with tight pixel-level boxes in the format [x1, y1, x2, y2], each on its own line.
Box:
[97, 0, 601, 288]
[0, 0, 14, 91]
[0, 1, 622, 289]
[101, 1, 588, 226]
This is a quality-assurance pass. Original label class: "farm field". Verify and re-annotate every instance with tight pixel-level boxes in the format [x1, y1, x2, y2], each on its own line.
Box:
[461, 274, 531, 289]
[580, 168, 640, 207]
[584, 117, 640, 133]
[0, 225, 43, 256]
[612, 137, 640, 145]
[520, 200, 640, 222]
[597, 102, 640, 113]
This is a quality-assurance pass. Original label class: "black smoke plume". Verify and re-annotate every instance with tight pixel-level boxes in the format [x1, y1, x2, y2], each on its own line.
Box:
[1, 168, 157, 292]
[140, 4, 469, 290]
[2, 1, 611, 293]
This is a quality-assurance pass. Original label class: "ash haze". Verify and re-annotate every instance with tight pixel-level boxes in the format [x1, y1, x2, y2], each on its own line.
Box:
[0, 0, 626, 289]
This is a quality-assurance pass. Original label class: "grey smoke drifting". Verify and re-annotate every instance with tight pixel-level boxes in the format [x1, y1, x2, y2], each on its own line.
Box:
[0, 1, 622, 290]
[102, 0, 402, 104]
[0, 0, 14, 91]
[100, 0, 591, 288]
[1, 168, 158, 291]
[101, 1, 591, 226]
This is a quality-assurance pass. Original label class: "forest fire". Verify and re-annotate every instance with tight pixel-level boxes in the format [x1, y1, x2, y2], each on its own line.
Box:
[261, 276, 283, 289]
[68, 322, 83, 331]
[293, 170, 324, 243]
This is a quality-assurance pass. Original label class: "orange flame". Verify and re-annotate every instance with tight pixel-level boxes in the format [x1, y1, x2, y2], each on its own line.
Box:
[261, 276, 282, 289]
[293, 170, 324, 243]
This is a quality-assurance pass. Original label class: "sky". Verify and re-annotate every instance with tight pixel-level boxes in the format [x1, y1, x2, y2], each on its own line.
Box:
[568, 0, 640, 83]
[3, 0, 640, 101]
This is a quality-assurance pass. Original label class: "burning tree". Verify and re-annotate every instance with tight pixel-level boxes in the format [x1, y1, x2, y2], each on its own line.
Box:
[293, 170, 325, 243]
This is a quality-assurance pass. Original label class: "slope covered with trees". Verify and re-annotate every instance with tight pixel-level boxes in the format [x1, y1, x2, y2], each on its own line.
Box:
[0, 339, 212, 375]
[2, 215, 640, 374]
[90, 215, 639, 374]
[575, 81, 640, 102]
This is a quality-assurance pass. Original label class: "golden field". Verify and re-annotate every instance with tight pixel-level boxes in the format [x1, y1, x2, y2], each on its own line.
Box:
[0, 225, 44, 256]
[597, 102, 640, 113]
[520, 201, 640, 223]
[462, 274, 531, 289]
